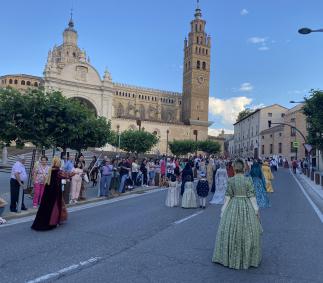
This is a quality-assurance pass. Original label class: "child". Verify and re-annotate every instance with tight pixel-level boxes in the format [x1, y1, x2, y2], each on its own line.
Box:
[181, 175, 198, 208]
[165, 175, 179, 207]
[196, 172, 209, 209]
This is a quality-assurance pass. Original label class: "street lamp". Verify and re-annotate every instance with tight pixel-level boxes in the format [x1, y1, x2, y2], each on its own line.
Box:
[290, 100, 305, 104]
[116, 125, 121, 153]
[166, 129, 169, 156]
[298, 27, 323, 35]
[193, 130, 198, 156]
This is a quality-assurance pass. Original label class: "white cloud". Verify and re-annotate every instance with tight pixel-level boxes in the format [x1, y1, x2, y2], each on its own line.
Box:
[208, 128, 234, 137]
[248, 37, 267, 44]
[240, 9, 249, 16]
[239, 82, 254, 92]
[209, 96, 253, 125]
[248, 37, 271, 51]
[258, 46, 269, 51]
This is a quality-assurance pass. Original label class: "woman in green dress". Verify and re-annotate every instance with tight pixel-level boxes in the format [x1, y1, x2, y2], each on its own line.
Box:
[212, 159, 262, 270]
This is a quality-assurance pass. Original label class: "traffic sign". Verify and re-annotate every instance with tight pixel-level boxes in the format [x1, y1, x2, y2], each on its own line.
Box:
[304, 144, 312, 153]
[293, 141, 300, 148]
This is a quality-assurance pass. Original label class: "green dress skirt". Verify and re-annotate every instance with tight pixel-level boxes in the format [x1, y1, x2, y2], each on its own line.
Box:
[212, 174, 262, 269]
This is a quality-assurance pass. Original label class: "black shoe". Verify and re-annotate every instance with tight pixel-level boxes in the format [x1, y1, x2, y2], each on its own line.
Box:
[10, 208, 17, 213]
[203, 206, 206, 209]
[21, 207, 28, 211]
[200, 205, 202, 208]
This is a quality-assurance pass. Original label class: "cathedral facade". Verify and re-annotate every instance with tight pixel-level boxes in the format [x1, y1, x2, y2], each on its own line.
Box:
[0, 5, 212, 154]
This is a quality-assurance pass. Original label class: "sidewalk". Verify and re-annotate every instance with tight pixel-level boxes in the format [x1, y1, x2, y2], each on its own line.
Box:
[1, 183, 159, 221]
[294, 171, 323, 200]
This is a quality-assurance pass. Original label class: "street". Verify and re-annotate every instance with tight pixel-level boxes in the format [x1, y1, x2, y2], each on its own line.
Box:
[1, 169, 323, 283]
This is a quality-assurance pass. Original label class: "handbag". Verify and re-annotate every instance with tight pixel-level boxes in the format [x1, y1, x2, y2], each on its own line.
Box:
[83, 174, 89, 183]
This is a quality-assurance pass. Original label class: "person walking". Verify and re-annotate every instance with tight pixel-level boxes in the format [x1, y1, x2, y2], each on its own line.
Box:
[212, 159, 262, 269]
[32, 156, 50, 208]
[180, 162, 194, 196]
[140, 159, 148, 187]
[250, 162, 270, 208]
[210, 162, 228, 205]
[10, 155, 28, 212]
[131, 158, 140, 185]
[262, 160, 274, 193]
[165, 175, 179, 207]
[118, 158, 131, 193]
[196, 172, 209, 209]
[70, 162, 84, 204]
[100, 159, 113, 197]
[181, 175, 198, 208]
[148, 158, 156, 186]
[31, 157, 73, 231]
[88, 156, 99, 187]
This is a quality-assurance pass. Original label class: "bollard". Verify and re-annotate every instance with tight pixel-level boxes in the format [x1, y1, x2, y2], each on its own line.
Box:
[311, 170, 315, 181]
[315, 172, 320, 185]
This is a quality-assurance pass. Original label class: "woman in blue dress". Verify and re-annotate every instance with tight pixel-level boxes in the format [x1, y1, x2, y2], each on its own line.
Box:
[250, 162, 270, 208]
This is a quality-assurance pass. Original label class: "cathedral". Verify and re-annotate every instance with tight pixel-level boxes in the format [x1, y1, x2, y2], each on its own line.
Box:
[0, 4, 213, 154]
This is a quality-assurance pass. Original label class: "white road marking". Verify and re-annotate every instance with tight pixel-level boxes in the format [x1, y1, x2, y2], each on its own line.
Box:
[0, 188, 166, 228]
[26, 257, 102, 283]
[174, 210, 204, 224]
[290, 171, 323, 224]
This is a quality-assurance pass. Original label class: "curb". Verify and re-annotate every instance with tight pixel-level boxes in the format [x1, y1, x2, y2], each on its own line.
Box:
[3, 186, 159, 221]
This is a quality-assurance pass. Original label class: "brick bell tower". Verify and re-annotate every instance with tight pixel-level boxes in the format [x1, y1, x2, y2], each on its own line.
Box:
[182, 1, 212, 137]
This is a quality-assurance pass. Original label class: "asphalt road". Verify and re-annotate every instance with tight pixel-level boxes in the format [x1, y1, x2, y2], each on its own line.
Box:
[1, 169, 323, 283]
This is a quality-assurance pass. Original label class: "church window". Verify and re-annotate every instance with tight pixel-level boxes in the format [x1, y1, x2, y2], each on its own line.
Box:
[133, 94, 135, 98]
[197, 60, 201, 69]
[14, 79, 18, 84]
[67, 51, 69, 55]
[199, 47, 201, 54]
[200, 36, 203, 44]
[26, 81, 31, 86]
[21, 80, 25, 85]
[197, 36, 199, 44]
[202, 48, 205, 54]
[195, 47, 198, 54]
[34, 82, 38, 87]
[9, 79, 12, 84]
[195, 24, 198, 32]
[202, 62, 206, 70]
[206, 49, 208, 55]
[73, 52, 76, 58]
[122, 92, 124, 96]
[139, 95, 141, 99]
[148, 97, 150, 101]
[199, 24, 202, 31]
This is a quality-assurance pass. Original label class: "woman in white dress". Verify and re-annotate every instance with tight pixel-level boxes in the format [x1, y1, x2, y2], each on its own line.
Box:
[165, 175, 179, 207]
[181, 175, 198, 208]
[210, 162, 228, 205]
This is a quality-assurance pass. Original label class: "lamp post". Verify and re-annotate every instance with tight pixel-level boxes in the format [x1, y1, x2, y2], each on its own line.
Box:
[193, 130, 198, 156]
[136, 119, 141, 131]
[298, 28, 323, 35]
[166, 129, 169, 156]
[116, 125, 121, 153]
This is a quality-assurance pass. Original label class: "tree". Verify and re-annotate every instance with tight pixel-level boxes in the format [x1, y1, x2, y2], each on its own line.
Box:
[0, 87, 29, 147]
[169, 140, 197, 156]
[0, 87, 113, 152]
[303, 90, 323, 150]
[197, 140, 221, 155]
[236, 108, 252, 122]
[119, 129, 159, 154]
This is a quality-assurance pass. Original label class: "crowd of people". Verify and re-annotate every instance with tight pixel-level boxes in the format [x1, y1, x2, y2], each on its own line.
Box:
[6, 151, 285, 270]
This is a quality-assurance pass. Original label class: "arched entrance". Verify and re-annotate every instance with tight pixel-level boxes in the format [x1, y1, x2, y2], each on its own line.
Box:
[71, 97, 98, 116]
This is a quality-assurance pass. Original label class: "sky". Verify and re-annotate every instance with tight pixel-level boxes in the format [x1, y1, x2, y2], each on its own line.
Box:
[1, 0, 323, 136]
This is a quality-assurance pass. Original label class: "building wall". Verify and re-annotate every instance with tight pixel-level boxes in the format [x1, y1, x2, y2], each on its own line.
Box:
[0, 74, 43, 91]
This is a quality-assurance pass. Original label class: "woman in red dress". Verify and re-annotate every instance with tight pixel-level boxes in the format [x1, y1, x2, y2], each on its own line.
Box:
[31, 157, 73, 231]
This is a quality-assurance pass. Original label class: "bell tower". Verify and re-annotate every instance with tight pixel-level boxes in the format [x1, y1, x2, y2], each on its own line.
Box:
[182, 1, 211, 126]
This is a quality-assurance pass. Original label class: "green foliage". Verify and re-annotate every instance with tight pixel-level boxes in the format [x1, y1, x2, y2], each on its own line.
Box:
[0, 87, 112, 151]
[303, 90, 323, 150]
[119, 129, 159, 153]
[169, 140, 197, 156]
[197, 140, 221, 155]
[236, 108, 252, 122]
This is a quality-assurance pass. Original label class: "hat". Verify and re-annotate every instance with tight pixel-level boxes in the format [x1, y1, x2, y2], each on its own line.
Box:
[18, 155, 26, 161]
